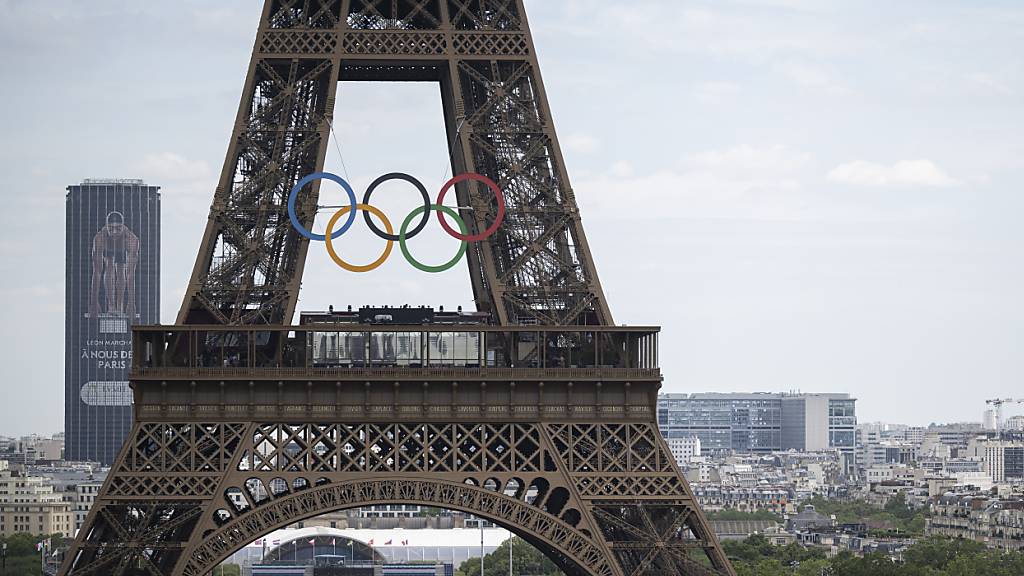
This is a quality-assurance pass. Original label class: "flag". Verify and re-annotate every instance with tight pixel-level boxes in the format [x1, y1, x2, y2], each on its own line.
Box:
[385, 539, 392, 545]
[36, 542, 44, 552]
[273, 539, 280, 546]
[308, 539, 316, 545]
[331, 538, 336, 545]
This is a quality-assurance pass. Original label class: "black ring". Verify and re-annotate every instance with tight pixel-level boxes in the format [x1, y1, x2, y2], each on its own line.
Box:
[362, 172, 431, 241]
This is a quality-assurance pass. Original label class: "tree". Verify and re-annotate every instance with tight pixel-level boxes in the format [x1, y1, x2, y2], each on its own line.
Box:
[707, 509, 783, 523]
[1, 532, 65, 575]
[901, 536, 986, 570]
[725, 533, 1024, 576]
[793, 558, 831, 576]
[883, 492, 915, 521]
[456, 537, 563, 576]
[734, 558, 787, 576]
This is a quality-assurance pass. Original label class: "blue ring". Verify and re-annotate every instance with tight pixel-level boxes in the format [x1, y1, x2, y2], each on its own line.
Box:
[287, 172, 358, 241]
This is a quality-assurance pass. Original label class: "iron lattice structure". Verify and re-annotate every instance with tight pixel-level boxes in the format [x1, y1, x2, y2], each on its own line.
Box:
[61, 2, 736, 576]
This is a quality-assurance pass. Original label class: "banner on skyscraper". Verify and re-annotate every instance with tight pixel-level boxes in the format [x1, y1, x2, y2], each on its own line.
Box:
[65, 181, 160, 464]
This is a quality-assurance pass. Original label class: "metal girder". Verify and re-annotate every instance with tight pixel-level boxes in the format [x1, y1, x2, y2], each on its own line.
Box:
[62, 418, 734, 576]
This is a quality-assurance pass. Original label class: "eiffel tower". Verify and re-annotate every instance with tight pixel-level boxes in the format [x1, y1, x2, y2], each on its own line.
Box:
[60, 2, 735, 575]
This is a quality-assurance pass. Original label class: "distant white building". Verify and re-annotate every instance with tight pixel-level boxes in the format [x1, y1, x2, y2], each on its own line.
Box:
[983, 410, 997, 431]
[864, 464, 910, 485]
[360, 505, 422, 519]
[0, 462, 74, 537]
[224, 526, 512, 567]
[666, 436, 701, 466]
[966, 436, 1024, 482]
[903, 427, 925, 444]
[865, 441, 914, 467]
[918, 434, 952, 460]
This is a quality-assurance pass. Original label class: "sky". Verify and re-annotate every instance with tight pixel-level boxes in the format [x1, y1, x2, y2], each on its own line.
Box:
[0, 0, 1022, 435]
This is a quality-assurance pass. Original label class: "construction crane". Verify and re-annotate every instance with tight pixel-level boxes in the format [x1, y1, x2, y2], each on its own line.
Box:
[986, 398, 1024, 430]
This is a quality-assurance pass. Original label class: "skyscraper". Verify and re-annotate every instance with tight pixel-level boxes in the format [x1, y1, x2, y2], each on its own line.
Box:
[65, 180, 160, 465]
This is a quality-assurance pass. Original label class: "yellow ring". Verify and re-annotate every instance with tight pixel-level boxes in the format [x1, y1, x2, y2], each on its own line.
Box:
[324, 204, 394, 273]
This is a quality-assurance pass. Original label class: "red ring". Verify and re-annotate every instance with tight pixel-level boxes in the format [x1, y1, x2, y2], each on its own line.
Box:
[435, 173, 506, 242]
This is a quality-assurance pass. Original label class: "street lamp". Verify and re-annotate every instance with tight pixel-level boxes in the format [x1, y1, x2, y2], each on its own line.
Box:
[2, 542, 7, 573]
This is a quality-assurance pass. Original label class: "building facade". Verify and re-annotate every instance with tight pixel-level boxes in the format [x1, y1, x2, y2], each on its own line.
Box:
[1008, 446, 1024, 480]
[658, 393, 856, 461]
[65, 180, 160, 465]
[928, 495, 1024, 551]
[978, 440, 1024, 482]
[666, 436, 702, 466]
[780, 394, 857, 453]
[0, 461, 74, 537]
[658, 393, 783, 453]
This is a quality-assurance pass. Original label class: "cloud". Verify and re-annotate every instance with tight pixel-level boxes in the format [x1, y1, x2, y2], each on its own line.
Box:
[694, 81, 741, 103]
[965, 72, 1014, 95]
[136, 152, 213, 183]
[562, 133, 601, 155]
[575, 145, 812, 221]
[827, 160, 959, 188]
[549, 1, 850, 62]
[778, 61, 849, 94]
[133, 153, 217, 213]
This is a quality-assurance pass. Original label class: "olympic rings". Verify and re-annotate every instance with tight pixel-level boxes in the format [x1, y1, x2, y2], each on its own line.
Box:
[289, 171, 504, 273]
[401, 205, 468, 273]
[363, 173, 431, 242]
[325, 204, 394, 273]
[436, 173, 505, 242]
[288, 172, 358, 241]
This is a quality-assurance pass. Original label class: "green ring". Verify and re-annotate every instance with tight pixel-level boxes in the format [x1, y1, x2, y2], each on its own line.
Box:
[400, 204, 469, 273]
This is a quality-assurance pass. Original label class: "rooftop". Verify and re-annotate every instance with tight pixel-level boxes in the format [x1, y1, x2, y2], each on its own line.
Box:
[80, 178, 145, 185]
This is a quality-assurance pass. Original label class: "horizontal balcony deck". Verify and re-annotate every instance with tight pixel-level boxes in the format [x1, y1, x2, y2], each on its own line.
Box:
[133, 365, 661, 382]
[133, 324, 662, 375]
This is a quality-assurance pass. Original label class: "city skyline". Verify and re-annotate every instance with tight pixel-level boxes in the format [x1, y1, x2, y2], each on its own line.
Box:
[1, 0, 1023, 435]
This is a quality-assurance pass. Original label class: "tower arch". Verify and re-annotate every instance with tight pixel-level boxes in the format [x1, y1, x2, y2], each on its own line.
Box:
[182, 477, 605, 576]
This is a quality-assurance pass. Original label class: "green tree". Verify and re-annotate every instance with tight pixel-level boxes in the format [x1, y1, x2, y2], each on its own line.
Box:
[793, 558, 830, 576]
[883, 492, 917, 521]
[1, 532, 66, 576]
[734, 558, 787, 576]
[725, 533, 1024, 576]
[707, 509, 783, 523]
[802, 495, 926, 536]
[456, 537, 563, 576]
[901, 536, 986, 570]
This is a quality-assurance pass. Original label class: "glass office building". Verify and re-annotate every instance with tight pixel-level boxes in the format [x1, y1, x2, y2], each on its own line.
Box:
[1006, 447, 1024, 480]
[65, 180, 160, 464]
[658, 393, 856, 457]
[658, 394, 783, 453]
